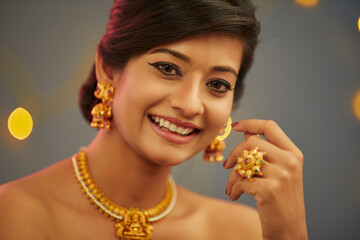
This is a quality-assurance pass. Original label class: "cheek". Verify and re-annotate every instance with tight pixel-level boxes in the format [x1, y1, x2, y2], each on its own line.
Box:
[205, 98, 233, 139]
[113, 73, 169, 119]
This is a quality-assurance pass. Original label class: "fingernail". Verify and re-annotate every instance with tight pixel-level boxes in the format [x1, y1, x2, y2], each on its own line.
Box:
[222, 159, 227, 168]
[231, 121, 239, 128]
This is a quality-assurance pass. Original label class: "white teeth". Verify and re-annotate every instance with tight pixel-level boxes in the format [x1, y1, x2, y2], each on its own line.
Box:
[176, 127, 184, 134]
[181, 128, 188, 135]
[169, 123, 177, 131]
[159, 118, 164, 127]
[151, 115, 195, 136]
[187, 128, 194, 135]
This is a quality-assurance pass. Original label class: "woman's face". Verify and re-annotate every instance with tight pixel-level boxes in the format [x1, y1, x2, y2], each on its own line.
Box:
[111, 34, 244, 165]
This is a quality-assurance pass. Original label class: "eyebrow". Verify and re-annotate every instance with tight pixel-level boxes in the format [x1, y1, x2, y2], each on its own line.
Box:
[149, 48, 191, 63]
[211, 66, 238, 79]
[150, 48, 238, 78]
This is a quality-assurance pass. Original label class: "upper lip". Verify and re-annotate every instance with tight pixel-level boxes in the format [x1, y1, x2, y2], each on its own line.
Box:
[150, 114, 201, 130]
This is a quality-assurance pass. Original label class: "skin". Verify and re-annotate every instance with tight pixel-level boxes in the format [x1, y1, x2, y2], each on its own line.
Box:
[0, 34, 307, 239]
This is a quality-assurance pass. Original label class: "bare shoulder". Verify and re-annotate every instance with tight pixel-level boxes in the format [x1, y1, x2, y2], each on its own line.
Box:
[0, 177, 49, 238]
[177, 186, 262, 240]
[205, 196, 262, 240]
[0, 158, 74, 239]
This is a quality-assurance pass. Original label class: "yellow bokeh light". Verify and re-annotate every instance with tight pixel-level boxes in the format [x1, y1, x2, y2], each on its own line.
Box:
[358, 17, 360, 32]
[353, 91, 360, 121]
[294, 0, 318, 7]
[8, 107, 33, 140]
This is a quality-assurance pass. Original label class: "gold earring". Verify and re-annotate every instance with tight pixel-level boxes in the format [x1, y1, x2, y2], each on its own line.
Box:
[203, 117, 232, 163]
[90, 81, 114, 130]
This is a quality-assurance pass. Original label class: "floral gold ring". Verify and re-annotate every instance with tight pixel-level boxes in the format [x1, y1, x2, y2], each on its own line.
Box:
[235, 147, 268, 181]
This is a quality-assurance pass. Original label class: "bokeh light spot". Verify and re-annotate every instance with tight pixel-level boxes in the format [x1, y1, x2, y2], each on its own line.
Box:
[358, 17, 360, 32]
[8, 108, 33, 140]
[353, 90, 360, 121]
[294, 0, 318, 7]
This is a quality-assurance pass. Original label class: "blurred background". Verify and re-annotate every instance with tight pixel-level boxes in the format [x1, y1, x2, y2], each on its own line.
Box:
[0, 0, 359, 239]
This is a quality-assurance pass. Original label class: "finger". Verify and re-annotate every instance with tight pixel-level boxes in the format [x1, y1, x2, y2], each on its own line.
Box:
[229, 177, 268, 202]
[224, 134, 276, 169]
[229, 187, 244, 201]
[229, 177, 253, 201]
[225, 141, 302, 184]
[244, 132, 260, 140]
[225, 148, 295, 202]
[228, 160, 286, 186]
[232, 119, 298, 152]
[227, 158, 289, 201]
[226, 168, 241, 197]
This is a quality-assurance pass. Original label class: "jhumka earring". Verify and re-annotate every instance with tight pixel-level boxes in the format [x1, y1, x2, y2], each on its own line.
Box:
[90, 81, 114, 130]
[203, 117, 232, 163]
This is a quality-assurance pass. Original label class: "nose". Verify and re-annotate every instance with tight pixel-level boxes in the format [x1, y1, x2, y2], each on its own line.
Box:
[170, 79, 204, 117]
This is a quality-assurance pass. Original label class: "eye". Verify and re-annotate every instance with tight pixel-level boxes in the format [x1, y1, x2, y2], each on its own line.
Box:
[206, 79, 232, 93]
[148, 62, 182, 77]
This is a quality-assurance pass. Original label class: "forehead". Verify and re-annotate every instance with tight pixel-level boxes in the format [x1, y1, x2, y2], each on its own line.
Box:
[147, 33, 244, 71]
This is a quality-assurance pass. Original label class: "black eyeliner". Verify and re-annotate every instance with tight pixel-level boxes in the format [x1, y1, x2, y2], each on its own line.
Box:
[211, 79, 232, 92]
[148, 62, 182, 77]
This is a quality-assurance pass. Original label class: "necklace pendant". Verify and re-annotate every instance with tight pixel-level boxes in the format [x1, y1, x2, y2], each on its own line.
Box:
[115, 207, 153, 240]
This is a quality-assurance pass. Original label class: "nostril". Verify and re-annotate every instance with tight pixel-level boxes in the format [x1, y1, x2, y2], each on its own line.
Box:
[170, 98, 204, 117]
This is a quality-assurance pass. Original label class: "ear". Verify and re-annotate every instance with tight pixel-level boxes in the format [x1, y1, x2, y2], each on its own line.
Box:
[95, 51, 115, 82]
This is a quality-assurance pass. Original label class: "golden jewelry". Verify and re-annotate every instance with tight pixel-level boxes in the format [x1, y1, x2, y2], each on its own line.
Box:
[203, 138, 225, 162]
[216, 117, 232, 142]
[235, 147, 268, 181]
[72, 150, 177, 240]
[90, 81, 114, 130]
[203, 117, 232, 162]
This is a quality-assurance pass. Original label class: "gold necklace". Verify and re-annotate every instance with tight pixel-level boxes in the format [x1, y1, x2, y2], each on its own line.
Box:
[72, 150, 177, 240]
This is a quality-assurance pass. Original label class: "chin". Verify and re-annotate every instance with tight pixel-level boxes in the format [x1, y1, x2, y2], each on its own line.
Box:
[142, 147, 198, 167]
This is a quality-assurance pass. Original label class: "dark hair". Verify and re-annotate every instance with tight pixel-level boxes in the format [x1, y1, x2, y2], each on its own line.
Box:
[79, 0, 260, 122]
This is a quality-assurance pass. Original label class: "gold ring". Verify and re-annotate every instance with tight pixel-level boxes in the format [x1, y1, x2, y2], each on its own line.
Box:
[235, 147, 268, 181]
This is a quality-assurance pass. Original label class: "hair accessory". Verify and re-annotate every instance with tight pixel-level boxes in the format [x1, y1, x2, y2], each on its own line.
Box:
[235, 147, 268, 181]
[72, 150, 177, 240]
[203, 117, 232, 162]
[90, 81, 114, 130]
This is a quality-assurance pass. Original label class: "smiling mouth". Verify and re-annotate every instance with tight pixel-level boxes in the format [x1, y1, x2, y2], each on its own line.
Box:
[149, 115, 198, 136]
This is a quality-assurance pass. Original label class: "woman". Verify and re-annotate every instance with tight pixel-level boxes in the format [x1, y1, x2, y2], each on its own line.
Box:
[0, 0, 308, 239]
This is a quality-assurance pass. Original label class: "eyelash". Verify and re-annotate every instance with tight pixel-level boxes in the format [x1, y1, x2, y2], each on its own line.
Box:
[206, 79, 232, 93]
[148, 62, 182, 77]
[148, 62, 232, 94]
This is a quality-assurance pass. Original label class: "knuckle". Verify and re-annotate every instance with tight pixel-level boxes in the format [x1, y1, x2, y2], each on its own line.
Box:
[286, 156, 301, 172]
[264, 120, 277, 130]
[278, 169, 291, 182]
[269, 179, 281, 192]
[296, 149, 304, 164]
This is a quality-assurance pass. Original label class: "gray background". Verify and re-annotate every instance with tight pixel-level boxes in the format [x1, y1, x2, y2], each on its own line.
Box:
[0, 0, 359, 239]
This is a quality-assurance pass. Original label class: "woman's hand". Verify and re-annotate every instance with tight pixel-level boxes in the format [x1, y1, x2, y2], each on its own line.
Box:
[223, 119, 308, 240]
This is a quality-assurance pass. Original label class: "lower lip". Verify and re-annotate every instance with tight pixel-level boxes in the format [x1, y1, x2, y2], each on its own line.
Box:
[148, 117, 198, 144]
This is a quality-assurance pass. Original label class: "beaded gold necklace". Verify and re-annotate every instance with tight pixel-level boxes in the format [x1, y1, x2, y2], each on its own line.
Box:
[72, 150, 177, 240]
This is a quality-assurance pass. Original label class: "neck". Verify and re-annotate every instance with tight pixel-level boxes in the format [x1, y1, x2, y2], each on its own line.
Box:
[84, 129, 172, 210]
